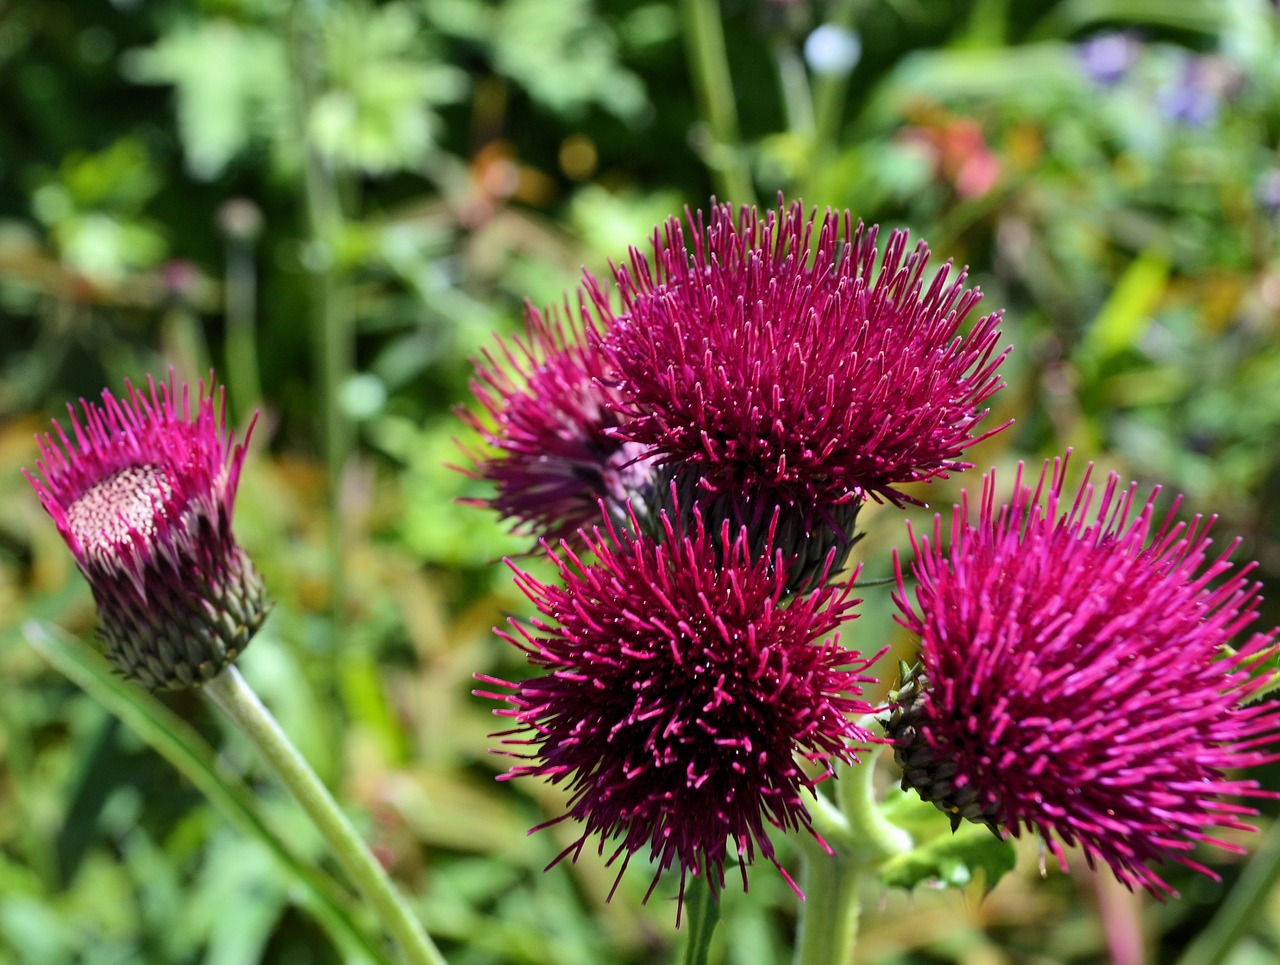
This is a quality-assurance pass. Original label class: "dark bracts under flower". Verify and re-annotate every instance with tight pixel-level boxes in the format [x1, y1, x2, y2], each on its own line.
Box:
[652, 462, 864, 592]
[459, 299, 655, 546]
[888, 456, 1280, 897]
[594, 200, 1009, 532]
[26, 373, 268, 690]
[476, 504, 882, 911]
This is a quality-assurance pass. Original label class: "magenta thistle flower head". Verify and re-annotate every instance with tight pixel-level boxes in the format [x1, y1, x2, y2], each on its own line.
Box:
[25, 372, 268, 691]
[459, 299, 655, 546]
[476, 500, 882, 912]
[594, 199, 1010, 533]
[887, 455, 1280, 897]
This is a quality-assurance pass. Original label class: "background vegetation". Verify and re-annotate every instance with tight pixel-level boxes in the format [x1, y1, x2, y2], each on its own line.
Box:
[3, 0, 1280, 962]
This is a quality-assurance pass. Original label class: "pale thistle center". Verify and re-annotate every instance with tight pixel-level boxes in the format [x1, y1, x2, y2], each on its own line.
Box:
[66, 464, 172, 563]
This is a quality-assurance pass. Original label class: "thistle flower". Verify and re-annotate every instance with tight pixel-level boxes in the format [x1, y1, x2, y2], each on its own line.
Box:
[459, 299, 655, 546]
[26, 373, 268, 691]
[476, 501, 882, 911]
[887, 455, 1280, 897]
[594, 199, 1009, 554]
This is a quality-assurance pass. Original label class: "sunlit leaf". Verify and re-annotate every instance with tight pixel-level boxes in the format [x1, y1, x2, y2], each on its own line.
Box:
[877, 786, 1017, 893]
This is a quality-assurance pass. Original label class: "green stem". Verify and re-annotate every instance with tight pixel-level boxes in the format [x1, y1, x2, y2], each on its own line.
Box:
[801, 0, 862, 204]
[224, 233, 263, 425]
[204, 667, 447, 965]
[773, 40, 815, 138]
[835, 743, 913, 860]
[794, 743, 911, 965]
[681, 875, 721, 965]
[23, 621, 384, 964]
[680, 0, 756, 206]
[793, 848, 861, 965]
[289, 0, 351, 635]
[1174, 816, 1280, 965]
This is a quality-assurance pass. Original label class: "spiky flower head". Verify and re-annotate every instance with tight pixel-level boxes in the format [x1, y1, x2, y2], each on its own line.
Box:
[594, 199, 1009, 539]
[476, 501, 882, 911]
[459, 299, 654, 546]
[26, 373, 268, 691]
[888, 455, 1280, 897]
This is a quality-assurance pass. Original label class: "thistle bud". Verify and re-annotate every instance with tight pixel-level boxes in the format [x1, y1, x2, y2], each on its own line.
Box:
[26, 373, 269, 690]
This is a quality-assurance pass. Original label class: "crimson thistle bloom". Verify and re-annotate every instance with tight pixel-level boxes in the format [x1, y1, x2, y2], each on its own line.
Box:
[887, 455, 1280, 896]
[593, 200, 1009, 554]
[26, 373, 268, 691]
[476, 502, 882, 910]
[459, 299, 654, 546]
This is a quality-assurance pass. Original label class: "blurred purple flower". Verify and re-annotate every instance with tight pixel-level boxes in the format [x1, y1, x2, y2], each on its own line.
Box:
[459, 300, 655, 546]
[1159, 81, 1218, 127]
[595, 200, 1010, 533]
[26, 373, 267, 690]
[1076, 32, 1141, 86]
[1257, 168, 1280, 217]
[161, 258, 201, 302]
[1158, 56, 1240, 128]
[477, 501, 882, 913]
[888, 455, 1280, 897]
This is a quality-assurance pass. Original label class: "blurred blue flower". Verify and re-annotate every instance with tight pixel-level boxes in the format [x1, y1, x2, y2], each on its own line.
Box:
[804, 25, 861, 76]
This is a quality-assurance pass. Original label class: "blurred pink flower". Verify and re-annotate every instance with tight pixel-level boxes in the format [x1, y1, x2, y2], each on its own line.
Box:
[900, 118, 1001, 199]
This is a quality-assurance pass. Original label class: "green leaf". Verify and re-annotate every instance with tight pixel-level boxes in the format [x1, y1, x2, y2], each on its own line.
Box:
[20, 621, 387, 965]
[1028, 0, 1227, 41]
[1081, 247, 1171, 363]
[877, 786, 1017, 893]
[433, 0, 647, 121]
[311, 3, 466, 175]
[125, 23, 292, 180]
[187, 834, 287, 965]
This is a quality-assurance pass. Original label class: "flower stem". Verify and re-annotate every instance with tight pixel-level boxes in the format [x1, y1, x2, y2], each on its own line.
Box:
[801, 0, 862, 203]
[1175, 815, 1280, 965]
[223, 229, 263, 426]
[204, 667, 447, 965]
[773, 39, 815, 139]
[681, 875, 721, 965]
[794, 744, 911, 965]
[835, 743, 913, 860]
[793, 848, 861, 965]
[679, 0, 756, 206]
[289, 0, 352, 646]
[25, 621, 384, 963]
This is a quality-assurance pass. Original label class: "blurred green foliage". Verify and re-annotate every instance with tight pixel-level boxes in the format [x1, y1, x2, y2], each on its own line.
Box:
[3, 0, 1280, 962]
